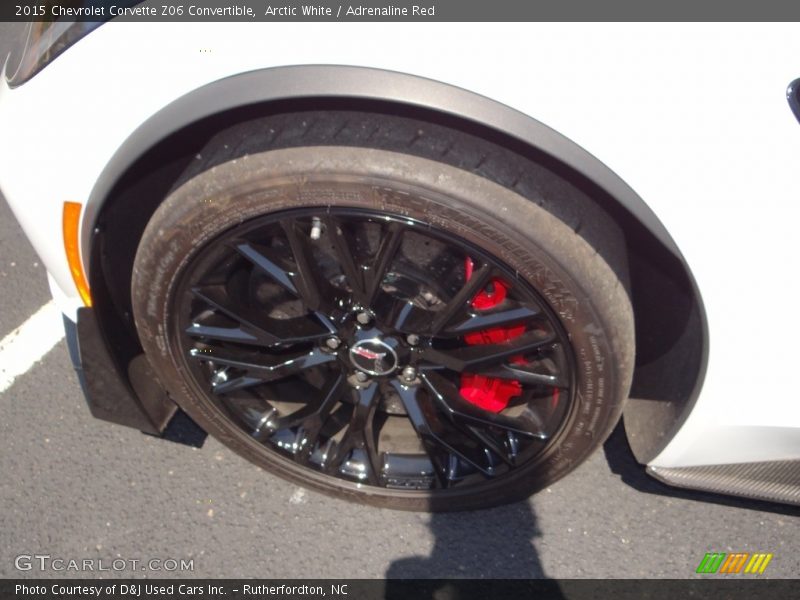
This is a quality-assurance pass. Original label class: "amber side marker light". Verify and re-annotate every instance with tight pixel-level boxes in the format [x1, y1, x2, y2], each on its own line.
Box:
[62, 201, 92, 307]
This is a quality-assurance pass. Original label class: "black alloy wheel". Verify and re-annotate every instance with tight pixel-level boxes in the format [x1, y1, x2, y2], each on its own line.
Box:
[175, 208, 573, 492]
[132, 113, 634, 511]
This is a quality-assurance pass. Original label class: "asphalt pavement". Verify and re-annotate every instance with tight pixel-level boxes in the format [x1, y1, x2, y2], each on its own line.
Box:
[0, 22, 798, 581]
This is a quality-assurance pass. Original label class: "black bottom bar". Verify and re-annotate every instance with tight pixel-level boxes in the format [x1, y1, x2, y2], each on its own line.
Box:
[3, 579, 797, 600]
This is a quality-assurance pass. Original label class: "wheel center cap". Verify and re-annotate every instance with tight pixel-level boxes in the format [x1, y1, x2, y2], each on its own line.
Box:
[349, 338, 398, 376]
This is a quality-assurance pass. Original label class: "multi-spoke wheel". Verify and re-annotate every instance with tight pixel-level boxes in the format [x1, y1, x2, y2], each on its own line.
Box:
[132, 113, 634, 511]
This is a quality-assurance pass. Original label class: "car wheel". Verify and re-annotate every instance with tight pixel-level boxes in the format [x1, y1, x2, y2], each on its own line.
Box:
[131, 113, 634, 511]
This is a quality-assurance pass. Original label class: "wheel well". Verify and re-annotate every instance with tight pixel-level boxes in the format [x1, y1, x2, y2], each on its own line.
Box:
[89, 97, 706, 464]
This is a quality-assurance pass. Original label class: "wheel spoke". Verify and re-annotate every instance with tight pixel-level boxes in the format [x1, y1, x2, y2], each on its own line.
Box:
[370, 291, 433, 333]
[274, 374, 345, 428]
[421, 371, 547, 440]
[325, 383, 382, 484]
[460, 424, 516, 466]
[222, 399, 278, 442]
[389, 380, 498, 481]
[184, 323, 261, 345]
[280, 219, 328, 312]
[275, 374, 348, 462]
[190, 285, 280, 347]
[476, 364, 568, 388]
[234, 241, 298, 295]
[189, 346, 337, 394]
[364, 222, 405, 304]
[442, 304, 541, 337]
[420, 328, 557, 373]
[210, 375, 266, 395]
[429, 263, 493, 335]
[387, 381, 454, 486]
[323, 216, 368, 305]
[189, 285, 334, 346]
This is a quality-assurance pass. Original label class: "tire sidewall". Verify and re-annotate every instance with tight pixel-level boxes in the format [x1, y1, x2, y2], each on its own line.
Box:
[132, 147, 634, 511]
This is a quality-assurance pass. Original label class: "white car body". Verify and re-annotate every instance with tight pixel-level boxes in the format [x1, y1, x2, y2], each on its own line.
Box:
[1, 22, 799, 501]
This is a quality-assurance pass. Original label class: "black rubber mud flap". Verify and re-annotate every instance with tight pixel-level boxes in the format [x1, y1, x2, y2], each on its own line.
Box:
[68, 307, 177, 434]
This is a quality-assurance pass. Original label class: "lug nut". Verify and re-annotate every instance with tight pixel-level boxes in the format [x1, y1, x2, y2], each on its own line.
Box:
[211, 368, 229, 385]
[406, 334, 420, 346]
[310, 217, 323, 241]
[356, 311, 372, 325]
[355, 372, 369, 383]
[325, 337, 341, 350]
[401, 366, 417, 382]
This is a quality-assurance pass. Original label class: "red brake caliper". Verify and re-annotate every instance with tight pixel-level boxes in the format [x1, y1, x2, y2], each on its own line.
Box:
[459, 258, 525, 413]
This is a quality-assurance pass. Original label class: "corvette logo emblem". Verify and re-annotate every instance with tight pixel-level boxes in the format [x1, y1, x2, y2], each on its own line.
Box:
[349, 339, 398, 376]
[352, 347, 387, 361]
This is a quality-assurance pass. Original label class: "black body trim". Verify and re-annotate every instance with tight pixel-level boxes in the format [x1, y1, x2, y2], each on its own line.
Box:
[66, 308, 176, 435]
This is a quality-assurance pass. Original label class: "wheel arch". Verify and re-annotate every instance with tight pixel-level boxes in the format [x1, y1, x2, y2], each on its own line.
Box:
[86, 65, 708, 464]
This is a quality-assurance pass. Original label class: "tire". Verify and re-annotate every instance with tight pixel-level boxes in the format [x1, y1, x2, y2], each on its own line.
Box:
[132, 112, 634, 511]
